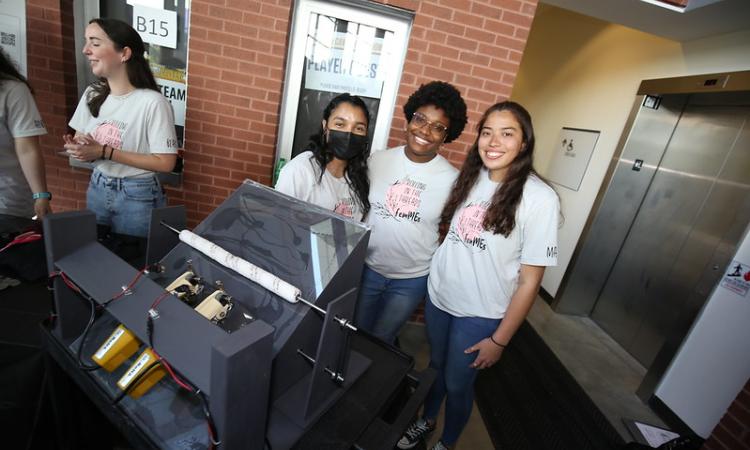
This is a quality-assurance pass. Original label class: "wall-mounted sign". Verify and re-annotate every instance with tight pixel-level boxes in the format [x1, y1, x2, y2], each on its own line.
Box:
[305, 32, 384, 99]
[0, 0, 26, 76]
[720, 260, 750, 297]
[133, 5, 177, 49]
[546, 127, 600, 191]
[150, 63, 186, 127]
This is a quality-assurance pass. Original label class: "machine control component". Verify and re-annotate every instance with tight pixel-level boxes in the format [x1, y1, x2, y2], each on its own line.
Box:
[194, 290, 233, 323]
[117, 348, 166, 399]
[92, 324, 141, 372]
[165, 271, 203, 301]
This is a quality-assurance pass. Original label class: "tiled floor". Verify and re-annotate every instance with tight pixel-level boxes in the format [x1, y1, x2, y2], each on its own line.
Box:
[398, 296, 667, 449]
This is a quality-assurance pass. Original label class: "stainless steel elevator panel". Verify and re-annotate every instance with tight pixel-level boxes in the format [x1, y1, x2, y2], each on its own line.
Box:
[554, 95, 687, 315]
[591, 101, 750, 367]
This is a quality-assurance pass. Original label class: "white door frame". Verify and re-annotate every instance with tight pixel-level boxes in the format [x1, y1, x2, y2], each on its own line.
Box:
[276, 0, 412, 163]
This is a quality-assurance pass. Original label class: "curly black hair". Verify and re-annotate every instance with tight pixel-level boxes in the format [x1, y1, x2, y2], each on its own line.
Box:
[403, 81, 468, 143]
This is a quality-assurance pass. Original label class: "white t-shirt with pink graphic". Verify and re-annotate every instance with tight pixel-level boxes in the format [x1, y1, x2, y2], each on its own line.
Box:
[69, 87, 178, 178]
[428, 170, 559, 318]
[365, 146, 458, 279]
[274, 151, 364, 221]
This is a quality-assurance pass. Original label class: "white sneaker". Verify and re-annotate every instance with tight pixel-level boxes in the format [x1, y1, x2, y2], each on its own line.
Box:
[431, 440, 450, 450]
[397, 418, 435, 449]
[0, 275, 20, 290]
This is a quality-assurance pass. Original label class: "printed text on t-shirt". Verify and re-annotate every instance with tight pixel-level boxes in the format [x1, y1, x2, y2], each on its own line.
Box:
[449, 202, 488, 250]
[377, 178, 425, 223]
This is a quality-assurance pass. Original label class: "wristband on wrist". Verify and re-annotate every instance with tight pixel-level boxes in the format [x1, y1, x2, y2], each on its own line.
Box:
[33, 192, 52, 201]
[489, 335, 506, 348]
[101, 144, 107, 160]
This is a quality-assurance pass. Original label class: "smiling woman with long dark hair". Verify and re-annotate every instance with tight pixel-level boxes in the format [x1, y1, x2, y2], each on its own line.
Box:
[64, 18, 177, 238]
[275, 92, 371, 220]
[398, 101, 560, 450]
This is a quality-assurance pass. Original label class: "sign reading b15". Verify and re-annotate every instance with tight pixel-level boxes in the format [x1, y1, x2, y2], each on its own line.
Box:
[133, 5, 177, 49]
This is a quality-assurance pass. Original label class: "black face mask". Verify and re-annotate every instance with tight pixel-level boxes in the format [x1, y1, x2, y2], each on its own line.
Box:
[327, 129, 368, 161]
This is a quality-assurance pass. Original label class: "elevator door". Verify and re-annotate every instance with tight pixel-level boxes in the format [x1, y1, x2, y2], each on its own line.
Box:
[591, 100, 750, 368]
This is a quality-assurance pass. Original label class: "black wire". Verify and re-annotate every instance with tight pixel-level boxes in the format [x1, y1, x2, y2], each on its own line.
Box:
[111, 360, 162, 404]
[147, 305, 220, 447]
[196, 390, 219, 447]
[76, 298, 102, 371]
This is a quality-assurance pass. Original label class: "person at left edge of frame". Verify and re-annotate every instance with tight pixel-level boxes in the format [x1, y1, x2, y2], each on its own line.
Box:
[0, 48, 51, 220]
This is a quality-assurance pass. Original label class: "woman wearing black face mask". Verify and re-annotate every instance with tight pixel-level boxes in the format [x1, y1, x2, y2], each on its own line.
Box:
[275, 93, 370, 221]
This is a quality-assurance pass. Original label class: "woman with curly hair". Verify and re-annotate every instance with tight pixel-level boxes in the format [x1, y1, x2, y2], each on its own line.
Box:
[355, 80, 468, 344]
[275, 93, 370, 220]
[397, 102, 559, 450]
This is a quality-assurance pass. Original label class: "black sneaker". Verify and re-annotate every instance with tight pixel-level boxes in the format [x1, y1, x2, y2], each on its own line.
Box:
[397, 418, 434, 449]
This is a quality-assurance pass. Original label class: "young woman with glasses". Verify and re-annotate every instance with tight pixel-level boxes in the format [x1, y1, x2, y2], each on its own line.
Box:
[64, 18, 177, 238]
[397, 102, 559, 450]
[275, 93, 370, 221]
[354, 81, 468, 344]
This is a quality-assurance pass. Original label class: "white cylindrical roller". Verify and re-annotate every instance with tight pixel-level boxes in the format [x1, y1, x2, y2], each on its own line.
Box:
[179, 230, 300, 303]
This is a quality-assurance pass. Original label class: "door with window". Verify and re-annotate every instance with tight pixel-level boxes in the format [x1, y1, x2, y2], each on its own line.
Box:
[276, 0, 412, 169]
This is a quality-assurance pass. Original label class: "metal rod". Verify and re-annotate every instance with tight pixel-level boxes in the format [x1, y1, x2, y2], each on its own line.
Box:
[160, 221, 180, 234]
[297, 296, 326, 315]
[296, 349, 315, 365]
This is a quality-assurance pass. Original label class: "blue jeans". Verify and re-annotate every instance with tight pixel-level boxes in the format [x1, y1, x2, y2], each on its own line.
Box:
[354, 265, 428, 344]
[423, 296, 501, 446]
[87, 170, 165, 237]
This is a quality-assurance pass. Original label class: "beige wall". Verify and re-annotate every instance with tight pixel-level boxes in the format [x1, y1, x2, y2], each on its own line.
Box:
[512, 4, 750, 297]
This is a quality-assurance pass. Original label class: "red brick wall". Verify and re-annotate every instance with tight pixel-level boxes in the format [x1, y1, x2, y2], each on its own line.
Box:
[183, 0, 538, 225]
[380, 0, 537, 165]
[26, 0, 538, 226]
[702, 378, 750, 450]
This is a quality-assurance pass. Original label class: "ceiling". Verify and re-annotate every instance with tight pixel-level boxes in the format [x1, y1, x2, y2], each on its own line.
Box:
[540, 0, 750, 41]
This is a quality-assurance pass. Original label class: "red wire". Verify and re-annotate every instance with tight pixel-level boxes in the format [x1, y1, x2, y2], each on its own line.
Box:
[0, 231, 41, 252]
[151, 349, 193, 392]
[109, 267, 148, 302]
[207, 423, 216, 450]
[50, 267, 148, 303]
[150, 291, 171, 309]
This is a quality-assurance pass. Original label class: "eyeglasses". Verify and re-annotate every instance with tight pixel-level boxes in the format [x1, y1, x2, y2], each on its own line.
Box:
[410, 112, 448, 137]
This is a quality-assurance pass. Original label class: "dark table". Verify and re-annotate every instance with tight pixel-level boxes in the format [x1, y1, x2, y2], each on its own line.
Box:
[41, 317, 433, 450]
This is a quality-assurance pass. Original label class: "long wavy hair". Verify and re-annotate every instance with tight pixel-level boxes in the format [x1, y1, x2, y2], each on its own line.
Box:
[86, 18, 159, 117]
[0, 49, 32, 92]
[305, 93, 371, 214]
[439, 101, 539, 240]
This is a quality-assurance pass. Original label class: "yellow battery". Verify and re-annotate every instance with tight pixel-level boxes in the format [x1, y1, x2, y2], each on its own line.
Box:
[117, 348, 167, 399]
[91, 324, 140, 372]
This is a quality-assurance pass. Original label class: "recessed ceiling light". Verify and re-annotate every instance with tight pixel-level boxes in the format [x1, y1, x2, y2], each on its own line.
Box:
[639, 0, 725, 13]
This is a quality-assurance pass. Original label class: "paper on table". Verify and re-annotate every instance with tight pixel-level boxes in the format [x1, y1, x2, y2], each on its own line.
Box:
[635, 421, 680, 447]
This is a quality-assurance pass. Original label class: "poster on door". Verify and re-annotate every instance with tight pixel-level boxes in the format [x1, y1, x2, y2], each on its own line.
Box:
[305, 31, 384, 99]
[150, 63, 186, 128]
[720, 260, 750, 297]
